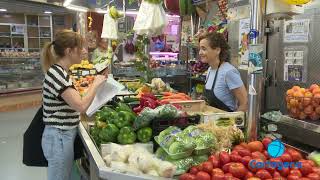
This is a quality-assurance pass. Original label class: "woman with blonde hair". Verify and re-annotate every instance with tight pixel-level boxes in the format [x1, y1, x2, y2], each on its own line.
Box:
[41, 30, 106, 180]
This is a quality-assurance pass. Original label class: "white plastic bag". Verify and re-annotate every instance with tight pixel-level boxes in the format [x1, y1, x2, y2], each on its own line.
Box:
[133, 0, 167, 36]
[101, 11, 119, 39]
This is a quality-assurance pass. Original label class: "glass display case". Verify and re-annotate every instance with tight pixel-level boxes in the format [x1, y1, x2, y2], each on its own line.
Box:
[0, 56, 43, 94]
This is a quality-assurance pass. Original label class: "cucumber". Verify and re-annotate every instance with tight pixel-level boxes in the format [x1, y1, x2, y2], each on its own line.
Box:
[123, 97, 140, 103]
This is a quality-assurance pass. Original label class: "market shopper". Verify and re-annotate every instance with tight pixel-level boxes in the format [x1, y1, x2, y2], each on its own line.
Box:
[41, 30, 107, 180]
[199, 32, 248, 112]
[91, 38, 108, 63]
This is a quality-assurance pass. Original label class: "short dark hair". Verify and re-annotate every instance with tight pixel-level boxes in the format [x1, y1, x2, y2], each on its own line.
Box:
[199, 32, 230, 62]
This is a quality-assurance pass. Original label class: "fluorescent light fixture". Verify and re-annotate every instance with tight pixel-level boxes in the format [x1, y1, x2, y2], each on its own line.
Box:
[44, 11, 52, 14]
[125, 11, 180, 18]
[63, 0, 73, 7]
[66, 5, 88, 12]
[150, 52, 179, 56]
[95, 8, 108, 14]
[0, 9, 7, 12]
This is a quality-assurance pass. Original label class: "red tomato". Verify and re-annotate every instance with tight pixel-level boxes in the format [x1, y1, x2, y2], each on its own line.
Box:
[262, 137, 272, 150]
[289, 169, 302, 177]
[273, 171, 281, 177]
[233, 145, 245, 151]
[241, 156, 252, 167]
[197, 164, 204, 171]
[273, 177, 287, 180]
[240, 142, 250, 150]
[247, 178, 262, 180]
[252, 151, 267, 161]
[238, 149, 252, 157]
[287, 149, 303, 161]
[189, 167, 198, 175]
[211, 172, 224, 180]
[202, 161, 213, 173]
[224, 173, 233, 178]
[280, 153, 293, 162]
[306, 160, 316, 167]
[230, 154, 243, 162]
[196, 171, 211, 180]
[244, 172, 254, 179]
[307, 173, 320, 180]
[287, 175, 301, 180]
[256, 169, 272, 179]
[300, 161, 314, 176]
[279, 167, 290, 177]
[248, 159, 265, 173]
[229, 163, 248, 179]
[312, 167, 320, 176]
[210, 158, 220, 168]
[266, 158, 282, 174]
[179, 173, 196, 180]
[263, 150, 269, 159]
[231, 150, 240, 156]
[223, 163, 232, 173]
[248, 141, 264, 152]
[220, 151, 231, 165]
[211, 168, 224, 176]
[300, 178, 311, 180]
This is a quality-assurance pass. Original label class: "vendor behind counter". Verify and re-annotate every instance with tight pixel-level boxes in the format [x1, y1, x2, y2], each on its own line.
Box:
[92, 38, 108, 63]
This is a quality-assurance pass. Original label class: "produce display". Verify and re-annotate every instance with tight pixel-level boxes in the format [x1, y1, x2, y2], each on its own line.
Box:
[0, 51, 40, 58]
[180, 137, 320, 180]
[134, 78, 176, 97]
[69, 60, 96, 96]
[90, 102, 152, 146]
[103, 144, 176, 178]
[190, 60, 209, 75]
[160, 92, 192, 104]
[286, 84, 320, 120]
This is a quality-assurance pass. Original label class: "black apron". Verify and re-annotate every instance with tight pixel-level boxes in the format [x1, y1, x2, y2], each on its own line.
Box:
[204, 64, 233, 112]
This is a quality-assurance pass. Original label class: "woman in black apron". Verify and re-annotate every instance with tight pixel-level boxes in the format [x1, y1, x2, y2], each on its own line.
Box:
[199, 32, 248, 112]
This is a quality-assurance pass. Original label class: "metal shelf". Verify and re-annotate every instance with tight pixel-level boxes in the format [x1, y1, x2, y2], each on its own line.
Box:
[280, 115, 320, 134]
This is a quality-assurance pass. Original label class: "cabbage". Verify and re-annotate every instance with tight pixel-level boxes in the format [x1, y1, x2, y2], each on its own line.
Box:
[155, 147, 169, 160]
[157, 126, 181, 148]
[192, 155, 209, 166]
[170, 157, 194, 175]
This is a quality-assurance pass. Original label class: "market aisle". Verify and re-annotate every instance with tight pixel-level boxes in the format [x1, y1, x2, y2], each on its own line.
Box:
[0, 108, 46, 180]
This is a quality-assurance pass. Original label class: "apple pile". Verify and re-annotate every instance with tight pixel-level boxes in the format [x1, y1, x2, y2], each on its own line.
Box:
[179, 137, 320, 180]
[286, 84, 320, 120]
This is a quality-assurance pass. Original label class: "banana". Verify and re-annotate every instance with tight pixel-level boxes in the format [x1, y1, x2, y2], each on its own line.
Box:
[109, 6, 118, 19]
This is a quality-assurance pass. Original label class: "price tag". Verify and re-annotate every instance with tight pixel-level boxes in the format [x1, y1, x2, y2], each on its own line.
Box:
[90, 69, 97, 75]
[82, 70, 90, 76]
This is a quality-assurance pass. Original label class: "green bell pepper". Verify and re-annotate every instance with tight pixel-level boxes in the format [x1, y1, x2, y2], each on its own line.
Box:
[95, 120, 107, 129]
[90, 126, 102, 146]
[98, 107, 119, 124]
[137, 127, 152, 143]
[99, 123, 119, 143]
[115, 102, 133, 113]
[114, 111, 135, 128]
[117, 126, 137, 144]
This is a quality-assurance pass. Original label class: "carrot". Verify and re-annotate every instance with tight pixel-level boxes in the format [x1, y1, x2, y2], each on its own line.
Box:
[162, 92, 175, 96]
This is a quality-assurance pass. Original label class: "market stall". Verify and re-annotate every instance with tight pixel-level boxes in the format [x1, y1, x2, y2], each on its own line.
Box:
[65, 0, 320, 179]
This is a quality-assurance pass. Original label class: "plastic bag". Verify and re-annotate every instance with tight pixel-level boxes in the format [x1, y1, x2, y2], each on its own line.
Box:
[133, 107, 158, 130]
[101, 10, 119, 39]
[133, 0, 167, 36]
[169, 157, 194, 175]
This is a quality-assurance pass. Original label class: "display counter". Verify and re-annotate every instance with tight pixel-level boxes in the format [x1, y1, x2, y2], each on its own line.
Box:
[78, 119, 172, 180]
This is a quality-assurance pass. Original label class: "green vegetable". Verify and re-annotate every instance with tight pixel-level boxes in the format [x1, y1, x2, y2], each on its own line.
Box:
[114, 111, 135, 128]
[309, 151, 320, 166]
[99, 124, 119, 143]
[123, 97, 140, 103]
[192, 155, 209, 166]
[137, 127, 152, 143]
[117, 126, 137, 144]
[170, 157, 194, 175]
[97, 107, 119, 124]
[157, 126, 181, 148]
[157, 104, 178, 119]
[90, 126, 102, 146]
[95, 120, 107, 129]
[115, 102, 133, 113]
[133, 107, 158, 130]
[155, 147, 169, 161]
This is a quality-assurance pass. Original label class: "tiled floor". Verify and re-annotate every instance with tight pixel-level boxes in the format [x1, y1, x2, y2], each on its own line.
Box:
[0, 108, 80, 180]
[0, 108, 46, 180]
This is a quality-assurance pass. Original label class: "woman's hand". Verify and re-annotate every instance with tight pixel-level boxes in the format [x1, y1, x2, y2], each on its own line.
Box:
[92, 75, 107, 88]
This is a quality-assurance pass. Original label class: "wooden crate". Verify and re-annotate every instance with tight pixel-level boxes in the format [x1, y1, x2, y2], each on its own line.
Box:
[169, 100, 225, 114]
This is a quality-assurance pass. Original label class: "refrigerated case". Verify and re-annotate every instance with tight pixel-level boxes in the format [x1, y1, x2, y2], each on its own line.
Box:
[264, 10, 320, 149]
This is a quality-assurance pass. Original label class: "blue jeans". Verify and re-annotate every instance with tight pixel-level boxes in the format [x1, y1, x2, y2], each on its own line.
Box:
[42, 126, 77, 180]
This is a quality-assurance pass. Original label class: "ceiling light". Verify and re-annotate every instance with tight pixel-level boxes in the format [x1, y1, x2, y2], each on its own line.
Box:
[63, 0, 73, 7]
[0, 9, 7, 12]
[44, 11, 52, 14]
[66, 5, 88, 12]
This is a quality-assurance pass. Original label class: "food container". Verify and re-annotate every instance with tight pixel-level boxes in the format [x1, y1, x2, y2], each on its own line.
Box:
[154, 136, 194, 160]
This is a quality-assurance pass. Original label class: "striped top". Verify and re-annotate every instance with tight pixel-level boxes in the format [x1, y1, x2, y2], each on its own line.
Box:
[42, 64, 80, 130]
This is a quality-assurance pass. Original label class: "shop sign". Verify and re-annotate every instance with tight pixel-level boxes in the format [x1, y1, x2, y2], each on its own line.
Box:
[284, 19, 310, 43]
[249, 29, 259, 40]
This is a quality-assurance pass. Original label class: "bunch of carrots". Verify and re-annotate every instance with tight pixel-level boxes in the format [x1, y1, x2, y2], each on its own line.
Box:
[159, 92, 192, 104]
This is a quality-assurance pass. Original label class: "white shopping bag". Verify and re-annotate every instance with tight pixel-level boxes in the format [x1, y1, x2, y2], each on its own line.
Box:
[101, 12, 119, 39]
[86, 76, 125, 117]
[133, 0, 167, 36]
